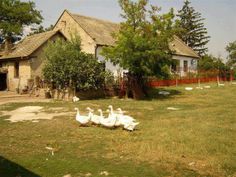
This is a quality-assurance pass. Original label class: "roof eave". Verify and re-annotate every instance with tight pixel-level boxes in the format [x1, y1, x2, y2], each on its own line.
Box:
[172, 53, 200, 59]
[0, 56, 29, 61]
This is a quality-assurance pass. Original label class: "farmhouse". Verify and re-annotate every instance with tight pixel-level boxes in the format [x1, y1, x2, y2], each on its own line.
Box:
[0, 10, 199, 92]
[0, 30, 65, 91]
[54, 10, 200, 76]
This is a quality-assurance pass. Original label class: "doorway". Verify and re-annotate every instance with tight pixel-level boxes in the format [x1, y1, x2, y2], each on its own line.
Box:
[0, 73, 7, 91]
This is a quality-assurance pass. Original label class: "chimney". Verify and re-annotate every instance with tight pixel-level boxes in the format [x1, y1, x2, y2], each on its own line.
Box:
[4, 37, 13, 55]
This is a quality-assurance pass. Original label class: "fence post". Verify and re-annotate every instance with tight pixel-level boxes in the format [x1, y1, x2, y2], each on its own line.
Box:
[175, 74, 178, 87]
[217, 75, 220, 86]
[198, 70, 201, 88]
[230, 70, 233, 84]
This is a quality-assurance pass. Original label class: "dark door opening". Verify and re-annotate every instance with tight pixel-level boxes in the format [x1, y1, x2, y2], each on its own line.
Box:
[0, 73, 7, 91]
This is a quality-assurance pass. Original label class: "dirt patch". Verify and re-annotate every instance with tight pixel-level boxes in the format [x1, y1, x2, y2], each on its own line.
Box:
[1, 106, 69, 123]
[0, 91, 51, 105]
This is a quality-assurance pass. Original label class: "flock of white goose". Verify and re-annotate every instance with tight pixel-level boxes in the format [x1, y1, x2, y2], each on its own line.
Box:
[75, 105, 139, 131]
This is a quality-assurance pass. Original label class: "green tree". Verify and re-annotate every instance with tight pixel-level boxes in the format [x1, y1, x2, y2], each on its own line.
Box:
[0, 0, 42, 47]
[43, 36, 106, 92]
[28, 24, 54, 36]
[198, 54, 230, 79]
[198, 55, 222, 71]
[176, 0, 210, 56]
[226, 41, 236, 66]
[102, 0, 176, 99]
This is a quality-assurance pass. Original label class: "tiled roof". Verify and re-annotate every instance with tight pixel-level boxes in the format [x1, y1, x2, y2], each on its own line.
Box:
[170, 36, 199, 58]
[69, 11, 199, 58]
[71, 13, 119, 46]
[0, 30, 61, 60]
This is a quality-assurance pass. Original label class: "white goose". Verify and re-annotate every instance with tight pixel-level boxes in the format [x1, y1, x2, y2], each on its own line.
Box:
[87, 107, 101, 125]
[108, 105, 122, 127]
[75, 108, 90, 126]
[116, 108, 139, 131]
[72, 96, 80, 102]
[86, 107, 94, 118]
[108, 105, 115, 115]
[116, 108, 136, 123]
[99, 109, 117, 128]
[123, 121, 140, 131]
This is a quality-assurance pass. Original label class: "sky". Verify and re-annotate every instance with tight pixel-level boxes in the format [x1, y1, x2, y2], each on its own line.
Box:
[30, 0, 236, 59]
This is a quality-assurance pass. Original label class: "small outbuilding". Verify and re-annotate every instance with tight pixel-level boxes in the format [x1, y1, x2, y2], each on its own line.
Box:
[0, 30, 65, 91]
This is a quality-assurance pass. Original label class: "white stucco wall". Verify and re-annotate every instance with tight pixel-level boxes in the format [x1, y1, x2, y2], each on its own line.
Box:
[96, 46, 127, 77]
[96, 47, 198, 77]
[172, 55, 198, 76]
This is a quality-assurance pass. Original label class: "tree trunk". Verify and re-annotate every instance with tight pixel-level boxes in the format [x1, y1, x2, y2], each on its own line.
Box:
[127, 73, 145, 100]
[4, 37, 13, 54]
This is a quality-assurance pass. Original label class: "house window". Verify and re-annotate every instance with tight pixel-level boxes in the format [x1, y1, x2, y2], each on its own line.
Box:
[191, 59, 197, 70]
[184, 60, 188, 72]
[171, 60, 180, 73]
[14, 61, 19, 78]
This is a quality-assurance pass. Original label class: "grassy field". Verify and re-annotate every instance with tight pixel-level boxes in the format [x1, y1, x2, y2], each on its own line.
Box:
[0, 83, 236, 177]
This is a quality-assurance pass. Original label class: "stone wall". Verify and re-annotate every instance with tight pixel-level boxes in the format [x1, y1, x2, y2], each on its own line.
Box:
[54, 10, 96, 54]
[30, 33, 64, 78]
[4, 33, 64, 92]
[6, 60, 31, 91]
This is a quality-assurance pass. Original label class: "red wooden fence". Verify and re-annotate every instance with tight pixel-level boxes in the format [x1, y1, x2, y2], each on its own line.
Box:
[147, 77, 229, 87]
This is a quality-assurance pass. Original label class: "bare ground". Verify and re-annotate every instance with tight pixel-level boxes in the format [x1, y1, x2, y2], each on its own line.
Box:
[0, 91, 50, 105]
[0, 91, 66, 122]
[1, 106, 70, 122]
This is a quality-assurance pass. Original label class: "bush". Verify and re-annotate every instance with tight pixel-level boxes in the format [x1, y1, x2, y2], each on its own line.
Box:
[43, 36, 106, 91]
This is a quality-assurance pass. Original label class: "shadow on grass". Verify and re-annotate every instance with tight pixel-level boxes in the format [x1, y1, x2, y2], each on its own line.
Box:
[145, 88, 182, 100]
[0, 156, 40, 177]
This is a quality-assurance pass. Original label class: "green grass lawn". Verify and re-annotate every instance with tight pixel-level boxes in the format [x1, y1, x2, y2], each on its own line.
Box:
[0, 83, 236, 177]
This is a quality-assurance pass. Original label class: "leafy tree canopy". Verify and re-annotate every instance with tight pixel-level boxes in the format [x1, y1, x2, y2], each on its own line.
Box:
[176, 0, 210, 56]
[28, 24, 54, 36]
[198, 54, 228, 72]
[102, 0, 176, 79]
[43, 36, 106, 91]
[0, 0, 43, 40]
[101, 0, 176, 99]
[226, 41, 236, 66]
